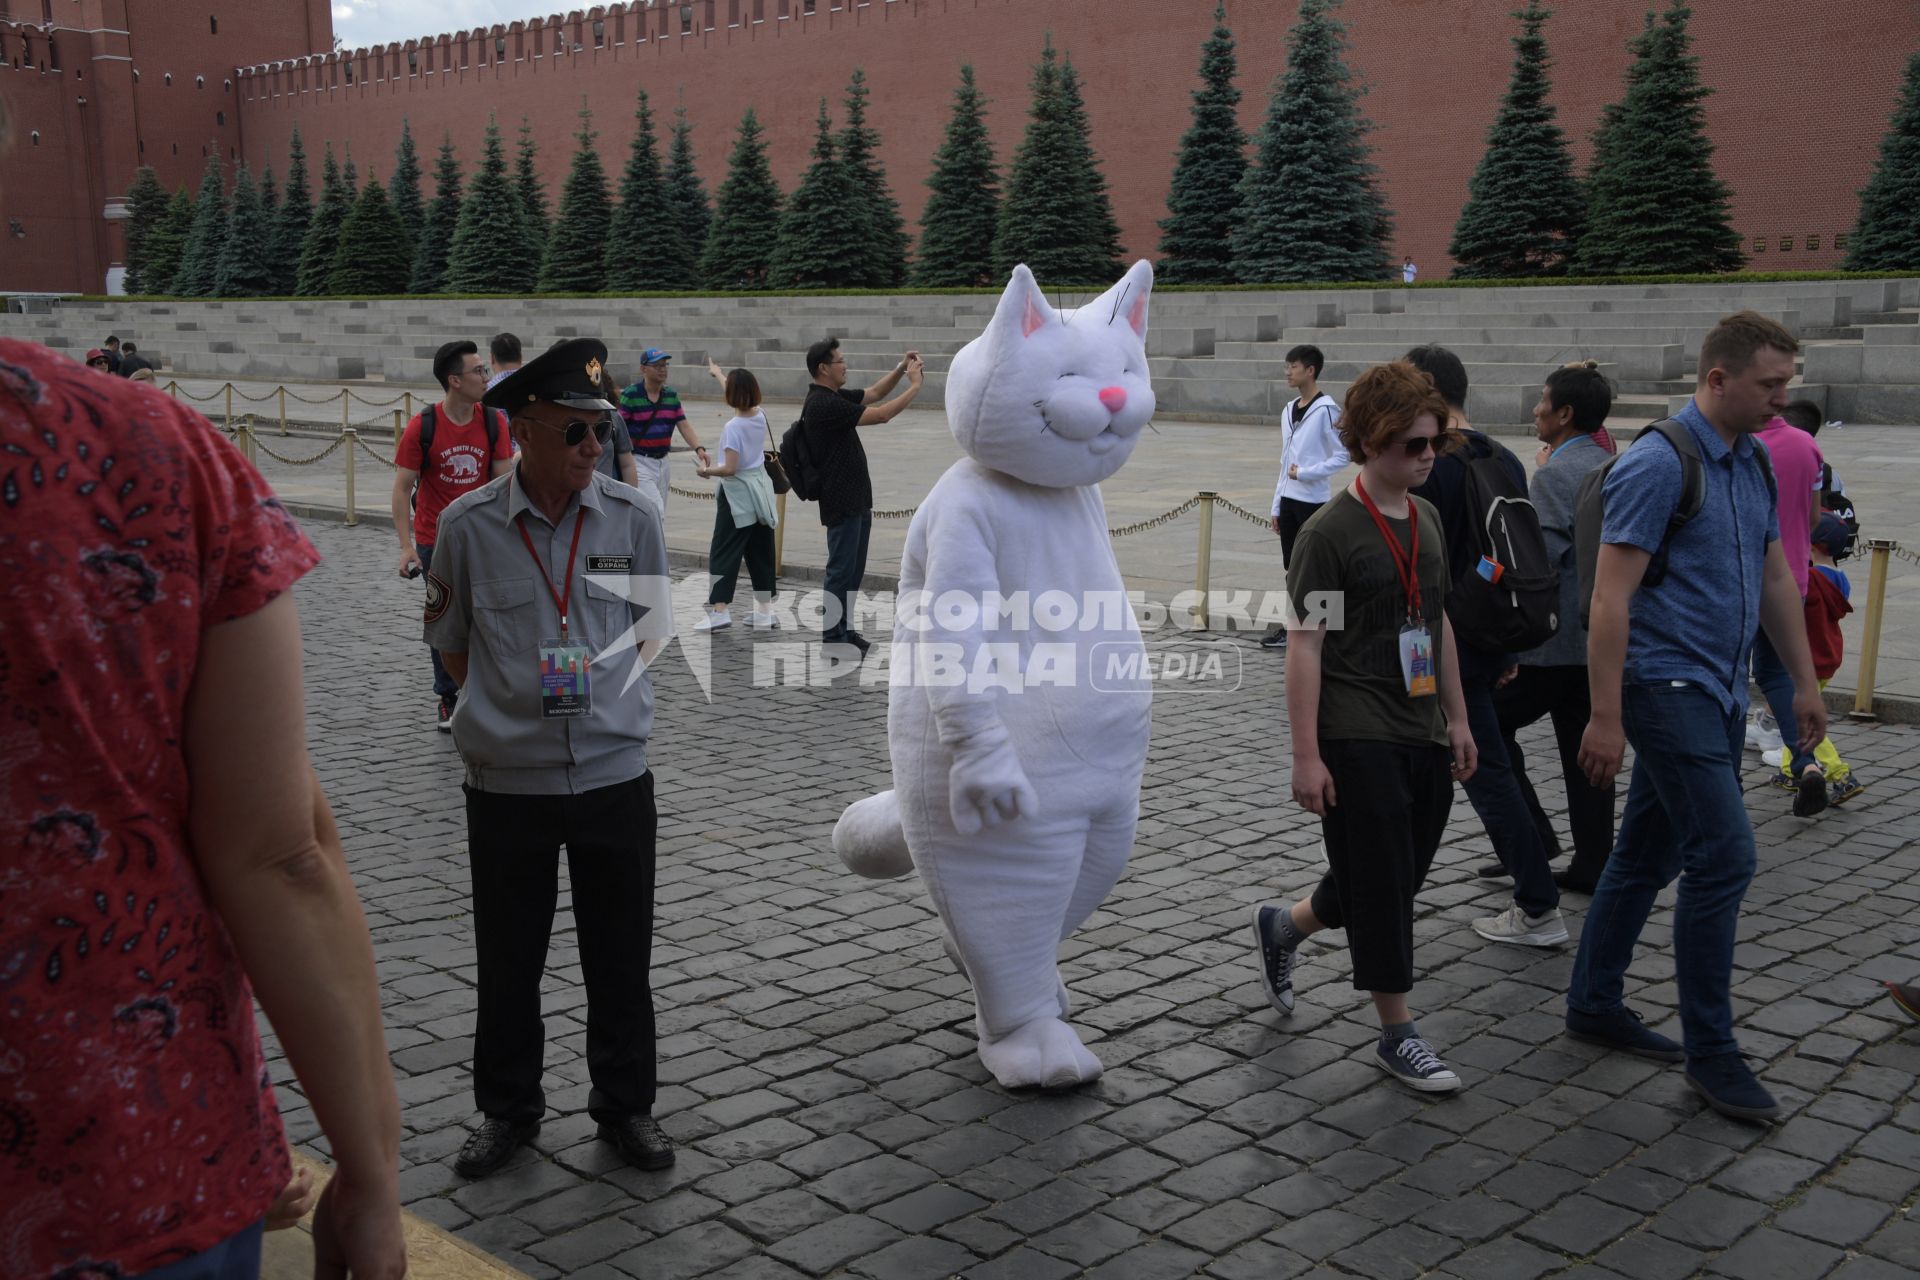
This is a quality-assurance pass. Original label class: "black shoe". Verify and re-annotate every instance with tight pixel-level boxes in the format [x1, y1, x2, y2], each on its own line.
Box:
[1553, 870, 1600, 895]
[453, 1117, 537, 1178]
[1259, 628, 1288, 650]
[436, 695, 456, 732]
[1793, 764, 1829, 818]
[1564, 1006, 1685, 1063]
[846, 631, 873, 655]
[1685, 1054, 1780, 1124]
[1476, 860, 1511, 881]
[600, 1113, 675, 1170]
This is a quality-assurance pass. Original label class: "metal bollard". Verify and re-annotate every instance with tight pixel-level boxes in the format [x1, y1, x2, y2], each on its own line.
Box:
[224, 383, 233, 431]
[343, 427, 358, 527]
[340, 388, 350, 434]
[404, 391, 413, 423]
[1850, 539, 1894, 720]
[167, 380, 180, 400]
[1193, 491, 1217, 629]
[392, 409, 403, 445]
[238, 420, 255, 464]
[278, 385, 288, 436]
[774, 489, 788, 576]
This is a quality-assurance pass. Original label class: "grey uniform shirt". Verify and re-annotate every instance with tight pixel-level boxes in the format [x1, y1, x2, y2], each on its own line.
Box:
[425, 467, 672, 794]
[1518, 433, 1611, 668]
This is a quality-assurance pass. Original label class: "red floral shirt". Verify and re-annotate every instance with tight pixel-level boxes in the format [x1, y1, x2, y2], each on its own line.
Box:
[0, 340, 319, 1276]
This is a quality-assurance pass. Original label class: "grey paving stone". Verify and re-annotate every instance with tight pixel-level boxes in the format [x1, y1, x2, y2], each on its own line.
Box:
[1773, 1186, 1894, 1247]
[721, 1189, 841, 1244]
[961, 1247, 1078, 1280]
[1267, 1207, 1379, 1262]
[1514, 1195, 1643, 1255]
[1160, 1198, 1273, 1253]
[764, 1214, 905, 1276]
[869, 1183, 989, 1233]
[1081, 1241, 1216, 1280]
[979, 1176, 1108, 1234]
[1706, 1226, 1846, 1279]
[846, 1235, 981, 1280]
[1029, 1211, 1144, 1267]
[1709, 1150, 1827, 1202]
[1586, 1164, 1688, 1213]
[1435, 1235, 1568, 1280]
[611, 1220, 757, 1279]
[1648, 1187, 1770, 1250]
[1329, 1223, 1460, 1280]
[1590, 1231, 1712, 1280]
[1204, 1239, 1316, 1280]
[1413, 1191, 1528, 1243]
[526, 1217, 648, 1272]
[1246, 1171, 1344, 1218]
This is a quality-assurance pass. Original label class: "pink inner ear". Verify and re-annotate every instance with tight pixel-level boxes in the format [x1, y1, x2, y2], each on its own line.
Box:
[1128, 294, 1148, 336]
[1022, 295, 1048, 338]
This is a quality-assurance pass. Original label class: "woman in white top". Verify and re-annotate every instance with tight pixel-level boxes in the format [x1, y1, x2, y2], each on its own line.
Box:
[693, 366, 780, 631]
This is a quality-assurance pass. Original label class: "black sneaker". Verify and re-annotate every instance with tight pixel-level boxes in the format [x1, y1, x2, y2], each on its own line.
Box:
[1476, 860, 1511, 882]
[437, 696, 456, 732]
[1374, 1036, 1462, 1093]
[1259, 628, 1288, 650]
[1685, 1054, 1780, 1124]
[1248, 903, 1298, 1014]
[1793, 764, 1829, 818]
[1564, 1005, 1684, 1062]
[453, 1117, 538, 1178]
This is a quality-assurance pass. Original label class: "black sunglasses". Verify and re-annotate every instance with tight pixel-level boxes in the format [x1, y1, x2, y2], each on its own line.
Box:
[525, 416, 614, 446]
[1398, 430, 1452, 458]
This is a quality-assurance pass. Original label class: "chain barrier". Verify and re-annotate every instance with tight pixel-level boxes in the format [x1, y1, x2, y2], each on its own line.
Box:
[356, 434, 399, 468]
[1213, 495, 1274, 528]
[874, 507, 919, 521]
[1109, 495, 1204, 539]
[1889, 543, 1920, 568]
[252, 433, 348, 467]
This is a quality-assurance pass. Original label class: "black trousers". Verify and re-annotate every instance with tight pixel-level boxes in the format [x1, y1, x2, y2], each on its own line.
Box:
[465, 773, 658, 1123]
[707, 488, 778, 606]
[1308, 739, 1453, 994]
[1493, 664, 1616, 885]
[1278, 496, 1323, 566]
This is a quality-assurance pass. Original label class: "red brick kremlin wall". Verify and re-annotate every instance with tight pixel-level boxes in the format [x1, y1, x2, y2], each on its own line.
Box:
[5, 0, 1917, 294]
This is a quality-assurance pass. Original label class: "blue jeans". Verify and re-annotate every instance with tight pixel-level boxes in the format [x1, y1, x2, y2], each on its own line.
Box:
[822, 512, 872, 643]
[417, 542, 458, 701]
[1568, 681, 1754, 1061]
[1751, 625, 1812, 776]
[1458, 644, 1557, 917]
[136, 1221, 264, 1279]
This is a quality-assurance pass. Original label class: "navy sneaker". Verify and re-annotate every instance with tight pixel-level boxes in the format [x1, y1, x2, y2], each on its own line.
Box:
[1564, 1005, 1685, 1062]
[1685, 1054, 1780, 1123]
[1249, 903, 1298, 1015]
[1374, 1036, 1461, 1093]
[1259, 628, 1288, 650]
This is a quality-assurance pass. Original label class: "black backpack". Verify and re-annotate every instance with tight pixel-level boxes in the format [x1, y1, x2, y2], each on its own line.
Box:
[410, 403, 507, 509]
[1446, 434, 1561, 653]
[778, 418, 822, 502]
[1818, 461, 1860, 562]
[1573, 418, 1776, 627]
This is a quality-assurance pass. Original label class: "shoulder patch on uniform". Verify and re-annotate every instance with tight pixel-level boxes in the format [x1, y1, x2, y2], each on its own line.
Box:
[423, 572, 451, 623]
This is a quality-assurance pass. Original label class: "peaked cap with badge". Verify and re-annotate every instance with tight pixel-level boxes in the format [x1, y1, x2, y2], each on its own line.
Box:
[483, 336, 617, 415]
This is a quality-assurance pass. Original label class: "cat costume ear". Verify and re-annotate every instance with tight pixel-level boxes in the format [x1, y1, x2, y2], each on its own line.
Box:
[989, 264, 1060, 345]
[1082, 259, 1154, 340]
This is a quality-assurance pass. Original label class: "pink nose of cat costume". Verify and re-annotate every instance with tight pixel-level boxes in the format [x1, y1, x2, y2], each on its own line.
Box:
[1098, 386, 1128, 414]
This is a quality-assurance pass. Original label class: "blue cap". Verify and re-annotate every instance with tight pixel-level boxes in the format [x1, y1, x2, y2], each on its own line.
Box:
[1812, 513, 1850, 555]
[641, 348, 671, 366]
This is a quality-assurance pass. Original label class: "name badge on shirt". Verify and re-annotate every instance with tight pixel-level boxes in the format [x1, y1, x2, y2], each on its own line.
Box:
[539, 637, 593, 718]
[586, 555, 634, 574]
[1399, 623, 1437, 698]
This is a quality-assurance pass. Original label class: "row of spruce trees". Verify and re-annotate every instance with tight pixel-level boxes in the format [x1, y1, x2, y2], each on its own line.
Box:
[120, 0, 1920, 297]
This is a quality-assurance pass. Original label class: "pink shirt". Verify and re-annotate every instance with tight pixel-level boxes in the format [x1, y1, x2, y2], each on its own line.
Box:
[1758, 419, 1824, 598]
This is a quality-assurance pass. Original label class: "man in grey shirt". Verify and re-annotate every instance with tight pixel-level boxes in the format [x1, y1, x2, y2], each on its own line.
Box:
[1493, 363, 1618, 894]
[424, 338, 676, 1179]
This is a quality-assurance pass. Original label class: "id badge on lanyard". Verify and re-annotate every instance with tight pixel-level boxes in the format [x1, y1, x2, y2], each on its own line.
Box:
[1355, 477, 1437, 699]
[518, 513, 595, 719]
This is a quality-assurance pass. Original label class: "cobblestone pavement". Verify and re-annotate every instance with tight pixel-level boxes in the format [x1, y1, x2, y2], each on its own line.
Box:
[276, 517, 1919, 1279]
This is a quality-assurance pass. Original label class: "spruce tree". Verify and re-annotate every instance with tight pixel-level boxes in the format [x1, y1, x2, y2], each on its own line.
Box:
[915, 64, 1000, 287]
[1449, 2, 1583, 278]
[1232, 0, 1392, 283]
[665, 108, 712, 285]
[296, 145, 353, 296]
[606, 88, 689, 291]
[538, 108, 615, 292]
[388, 118, 426, 255]
[342, 148, 358, 200]
[993, 37, 1123, 284]
[447, 116, 539, 293]
[770, 100, 864, 289]
[514, 117, 550, 256]
[258, 165, 280, 240]
[171, 154, 229, 297]
[268, 126, 312, 294]
[1571, 2, 1741, 275]
[1157, 6, 1248, 285]
[142, 187, 195, 296]
[121, 166, 170, 294]
[410, 133, 463, 293]
[213, 166, 276, 297]
[698, 108, 783, 290]
[838, 68, 909, 287]
[329, 170, 415, 295]
[1845, 51, 1920, 273]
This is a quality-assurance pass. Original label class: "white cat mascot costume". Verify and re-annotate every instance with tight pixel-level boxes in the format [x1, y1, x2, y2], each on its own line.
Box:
[835, 261, 1156, 1090]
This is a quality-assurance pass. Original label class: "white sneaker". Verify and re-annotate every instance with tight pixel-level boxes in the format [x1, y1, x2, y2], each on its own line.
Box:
[694, 612, 732, 632]
[1762, 747, 1784, 768]
[748, 610, 780, 629]
[1746, 711, 1783, 754]
[1472, 903, 1569, 947]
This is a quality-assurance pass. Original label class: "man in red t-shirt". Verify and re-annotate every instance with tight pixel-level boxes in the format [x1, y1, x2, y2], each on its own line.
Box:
[392, 339, 515, 729]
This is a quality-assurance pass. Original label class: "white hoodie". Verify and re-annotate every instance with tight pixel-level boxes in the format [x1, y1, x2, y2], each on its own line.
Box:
[1271, 391, 1348, 509]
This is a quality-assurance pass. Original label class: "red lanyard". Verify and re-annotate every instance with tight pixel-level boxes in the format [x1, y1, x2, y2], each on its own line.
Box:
[1353, 476, 1422, 623]
[516, 511, 587, 640]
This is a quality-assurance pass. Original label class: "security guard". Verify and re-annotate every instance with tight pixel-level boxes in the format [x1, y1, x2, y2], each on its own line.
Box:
[424, 338, 676, 1178]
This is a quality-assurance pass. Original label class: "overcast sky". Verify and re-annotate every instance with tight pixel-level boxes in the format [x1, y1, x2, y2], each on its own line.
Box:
[331, 1, 561, 50]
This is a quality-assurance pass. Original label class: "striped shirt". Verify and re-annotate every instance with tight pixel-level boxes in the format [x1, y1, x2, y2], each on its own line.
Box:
[619, 382, 685, 458]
